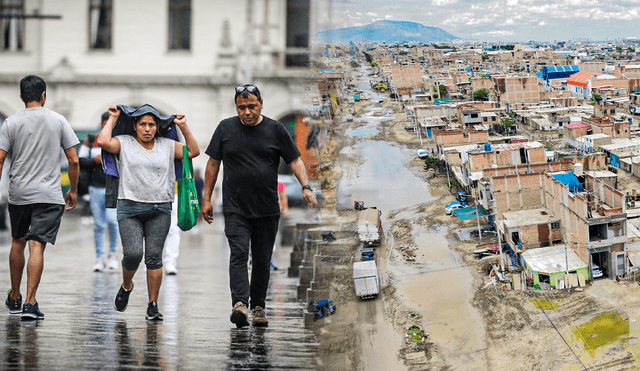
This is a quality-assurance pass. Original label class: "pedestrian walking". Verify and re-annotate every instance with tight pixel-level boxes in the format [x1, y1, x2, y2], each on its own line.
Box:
[78, 112, 119, 272]
[97, 104, 199, 321]
[1, 75, 80, 320]
[201, 84, 317, 328]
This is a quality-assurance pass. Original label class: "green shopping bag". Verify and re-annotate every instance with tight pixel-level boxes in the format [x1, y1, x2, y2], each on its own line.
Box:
[177, 145, 200, 231]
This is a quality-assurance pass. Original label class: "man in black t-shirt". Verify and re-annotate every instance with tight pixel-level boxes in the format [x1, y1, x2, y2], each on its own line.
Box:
[202, 84, 317, 328]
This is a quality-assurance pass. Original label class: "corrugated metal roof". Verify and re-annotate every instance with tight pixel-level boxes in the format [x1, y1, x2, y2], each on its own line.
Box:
[567, 71, 618, 87]
[544, 65, 579, 73]
[567, 71, 598, 87]
[629, 252, 640, 267]
[521, 245, 587, 274]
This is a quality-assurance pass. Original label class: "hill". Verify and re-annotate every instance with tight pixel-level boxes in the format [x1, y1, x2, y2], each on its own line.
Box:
[315, 20, 459, 45]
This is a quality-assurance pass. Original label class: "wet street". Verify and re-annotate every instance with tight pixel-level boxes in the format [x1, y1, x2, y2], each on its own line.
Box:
[0, 207, 319, 370]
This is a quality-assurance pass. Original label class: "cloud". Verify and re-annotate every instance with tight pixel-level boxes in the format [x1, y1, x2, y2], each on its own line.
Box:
[431, 0, 458, 5]
[473, 30, 516, 37]
[316, 0, 640, 41]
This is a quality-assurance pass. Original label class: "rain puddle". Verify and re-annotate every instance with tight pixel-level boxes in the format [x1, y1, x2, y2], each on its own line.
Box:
[396, 226, 486, 368]
[347, 107, 393, 138]
[348, 128, 379, 137]
[336, 141, 434, 211]
[569, 311, 629, 358]
[336, 137, 485, 368]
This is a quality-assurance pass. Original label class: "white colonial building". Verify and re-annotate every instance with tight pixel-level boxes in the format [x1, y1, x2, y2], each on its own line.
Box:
[0, 0, 318, 170]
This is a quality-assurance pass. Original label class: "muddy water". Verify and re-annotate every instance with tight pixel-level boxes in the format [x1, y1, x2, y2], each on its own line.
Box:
[394, 227, 487, 370]
[336, 141, 434, 211]
[336, 137, 487, 369]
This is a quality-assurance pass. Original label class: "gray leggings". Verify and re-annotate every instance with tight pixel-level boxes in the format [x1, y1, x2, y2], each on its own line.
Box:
[118, 209, 171, 271]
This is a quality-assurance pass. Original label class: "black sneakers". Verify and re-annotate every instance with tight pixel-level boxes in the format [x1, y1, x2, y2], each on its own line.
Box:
[5, 289, 21, 315]
[21, 302, 44, 320]
[145, 301, 163, 321]
[114, 283, 134, 312]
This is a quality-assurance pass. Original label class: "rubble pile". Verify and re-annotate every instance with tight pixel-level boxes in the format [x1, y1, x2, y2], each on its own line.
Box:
[398, 245, 417, 261]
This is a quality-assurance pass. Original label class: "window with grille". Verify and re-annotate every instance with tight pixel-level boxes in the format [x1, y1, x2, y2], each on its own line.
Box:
[1, 0, 24, 51]
[168, 0, 190, 50]
[89, 0, 112, 49]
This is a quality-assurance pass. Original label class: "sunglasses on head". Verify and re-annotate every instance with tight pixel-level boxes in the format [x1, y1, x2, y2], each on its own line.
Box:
[235, 85, 257, 94]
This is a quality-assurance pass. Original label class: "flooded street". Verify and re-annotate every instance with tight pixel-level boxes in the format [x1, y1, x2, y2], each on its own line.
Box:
[0, 211, 319, 370]
[334, 71, 488, 369]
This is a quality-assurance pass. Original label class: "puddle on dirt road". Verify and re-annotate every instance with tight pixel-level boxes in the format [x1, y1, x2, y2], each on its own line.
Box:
[569, 311, 630, 358]
[336, 138, 486, 368]
[347, 107, 393, 138]
[392, 226, 488, 369]
[349, 128, 379, 137]
[336, 141, 435, 212]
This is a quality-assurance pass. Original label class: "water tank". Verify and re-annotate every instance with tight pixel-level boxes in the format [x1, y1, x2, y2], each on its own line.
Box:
[484, 143, 492, 152]
[574, 162, 584, 176]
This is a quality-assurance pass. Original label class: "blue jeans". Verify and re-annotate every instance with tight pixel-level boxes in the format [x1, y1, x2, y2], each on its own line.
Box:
[89, 186, 118, 259]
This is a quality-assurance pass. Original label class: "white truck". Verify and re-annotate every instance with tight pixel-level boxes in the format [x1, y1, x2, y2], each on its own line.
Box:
[357, 208, 382, 246]
[353, 260, 379, 299]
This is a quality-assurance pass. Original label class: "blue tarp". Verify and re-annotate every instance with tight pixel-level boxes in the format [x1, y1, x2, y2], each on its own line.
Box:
[552, 170, 583, 192]
[454, 205, 490, 220]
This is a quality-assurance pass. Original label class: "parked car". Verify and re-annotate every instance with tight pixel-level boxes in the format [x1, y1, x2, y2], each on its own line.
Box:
[346, 114, 353, 122]
[456, 192, 469, 203]
[445, 201, 467, 215]
[310, 299, 336, 321]
[378, 98, 384, 103]
[417, 149, 428, 159]
[404, 125, 415, 132]
[592, 264, 603, 278]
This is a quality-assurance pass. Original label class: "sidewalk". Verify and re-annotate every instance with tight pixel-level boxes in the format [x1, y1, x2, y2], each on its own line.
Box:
[0, 209, 318, 370]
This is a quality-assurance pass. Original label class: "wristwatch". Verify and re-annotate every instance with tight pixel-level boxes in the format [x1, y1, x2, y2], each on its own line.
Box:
[302, 185, 313, 192]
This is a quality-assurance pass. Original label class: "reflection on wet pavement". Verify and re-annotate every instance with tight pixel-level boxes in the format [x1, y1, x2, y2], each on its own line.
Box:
[0, 212, 318, 370]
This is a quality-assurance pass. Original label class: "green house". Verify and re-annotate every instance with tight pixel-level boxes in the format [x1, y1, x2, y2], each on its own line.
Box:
[521, 245, 589, 289]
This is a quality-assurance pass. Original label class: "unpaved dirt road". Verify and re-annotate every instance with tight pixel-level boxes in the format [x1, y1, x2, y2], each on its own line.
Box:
[312, 66, 640, 370]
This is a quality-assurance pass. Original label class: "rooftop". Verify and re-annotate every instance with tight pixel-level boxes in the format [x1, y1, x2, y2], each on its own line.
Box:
[503, 208, 559, 229]
[521, 245, 587, 274]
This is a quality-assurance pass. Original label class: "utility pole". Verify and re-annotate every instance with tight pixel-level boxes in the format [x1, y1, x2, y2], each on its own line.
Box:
[476, 191, 482, 243]
[493, 198, 505, 279]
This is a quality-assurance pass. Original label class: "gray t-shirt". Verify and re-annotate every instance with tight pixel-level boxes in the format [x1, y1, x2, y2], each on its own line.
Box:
[116, 135, 175, 203]
[0, 107, 79, 205]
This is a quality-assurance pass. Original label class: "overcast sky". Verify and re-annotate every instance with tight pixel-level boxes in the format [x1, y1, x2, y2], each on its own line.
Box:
[315, 0, 640, 43]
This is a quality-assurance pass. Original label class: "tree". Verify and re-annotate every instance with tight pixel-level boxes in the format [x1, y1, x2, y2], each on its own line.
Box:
[433, 84, 448, 99]
[350, 61, 360, 68]
[473, 88, 490, 101]
[593, 93, 601, 102]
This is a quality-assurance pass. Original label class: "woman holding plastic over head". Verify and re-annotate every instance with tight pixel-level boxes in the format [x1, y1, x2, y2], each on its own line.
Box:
[97, 104, 199, 320]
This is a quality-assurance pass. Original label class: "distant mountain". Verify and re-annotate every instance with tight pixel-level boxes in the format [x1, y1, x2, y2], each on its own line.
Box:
[315, 20, 459, 45]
